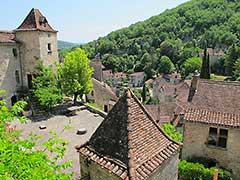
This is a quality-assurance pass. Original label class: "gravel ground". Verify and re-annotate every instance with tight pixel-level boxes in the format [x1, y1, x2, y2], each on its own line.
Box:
[13, 110, 103, 180]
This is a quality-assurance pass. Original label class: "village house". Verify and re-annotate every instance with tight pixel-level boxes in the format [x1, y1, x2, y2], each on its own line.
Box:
[183, 109, 240, 179]
[77, 89, 181, 180]
[103, 69, 127, 87]
[199, 48, 225, 67]
[146, 73, 190, 104]
[181, 72, 240, 179]
[128, 71, 145, 87]
[87, 78, 118, 112]
[0, 8, 58, 107]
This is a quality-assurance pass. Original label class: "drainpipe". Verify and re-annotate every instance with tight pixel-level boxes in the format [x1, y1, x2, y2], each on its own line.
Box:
[18, 44, 24, 89]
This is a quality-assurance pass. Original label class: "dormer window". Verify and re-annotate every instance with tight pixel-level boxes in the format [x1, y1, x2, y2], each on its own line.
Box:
[39, 16, 47, 27]
[47, 43, 52, 54]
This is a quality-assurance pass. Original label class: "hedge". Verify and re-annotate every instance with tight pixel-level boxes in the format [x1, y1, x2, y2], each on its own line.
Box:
[179, 160, 232, 180]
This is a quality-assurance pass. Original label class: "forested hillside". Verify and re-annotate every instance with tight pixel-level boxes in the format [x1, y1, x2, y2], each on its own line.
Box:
[58, 40, 79, 49]
[80, 0, 240, 79]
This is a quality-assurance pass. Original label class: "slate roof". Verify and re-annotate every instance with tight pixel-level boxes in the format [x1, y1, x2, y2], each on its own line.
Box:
[185, 80, 240, 114]
[16, 8, 57, 32]
[0, 31, 15, 43]
[77, 89, 181, 180]
[185, 109, 240, 128]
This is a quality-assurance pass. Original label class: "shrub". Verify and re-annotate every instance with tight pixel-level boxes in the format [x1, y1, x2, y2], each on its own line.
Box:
[162, 123, 183, 142]
[179, 160, 232, 180]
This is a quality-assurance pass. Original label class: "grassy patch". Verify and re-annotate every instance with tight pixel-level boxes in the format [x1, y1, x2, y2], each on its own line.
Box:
[86, 103, 103, 111]
[210, 74, 229, 81]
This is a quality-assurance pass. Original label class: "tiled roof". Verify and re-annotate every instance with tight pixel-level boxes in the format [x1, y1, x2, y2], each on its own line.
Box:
[92, 78, 118, 101]
[0, 31, 15, 43]
[77, 89, 181, 180]
[129, 72, 145, 77]
[185, 109, 240, 128]
[16, 8, 57, 32]
[186, 80, 240, 114]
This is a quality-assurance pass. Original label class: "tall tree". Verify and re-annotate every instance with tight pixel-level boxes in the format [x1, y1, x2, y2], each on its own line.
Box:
[61, 48, 93, 104]
[141, 83, 147, 102]
[200, 48, 210, 79]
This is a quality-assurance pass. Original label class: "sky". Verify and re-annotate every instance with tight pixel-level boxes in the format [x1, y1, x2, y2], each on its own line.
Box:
[0, 0, 189, 43]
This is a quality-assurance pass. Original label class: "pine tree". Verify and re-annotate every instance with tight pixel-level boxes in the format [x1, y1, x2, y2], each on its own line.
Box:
[200, 47, 210, 79]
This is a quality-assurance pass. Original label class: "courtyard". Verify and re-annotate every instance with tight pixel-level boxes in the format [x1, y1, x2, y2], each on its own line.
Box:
[13, 109, 104, 180]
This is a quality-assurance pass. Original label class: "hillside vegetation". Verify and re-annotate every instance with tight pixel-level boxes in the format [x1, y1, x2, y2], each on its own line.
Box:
[80, 0, 240, 79]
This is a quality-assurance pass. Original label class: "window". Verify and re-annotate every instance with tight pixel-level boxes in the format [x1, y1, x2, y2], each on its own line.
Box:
[12, 48, 18, 57]
[47, 43, 52, 54]
[15, 70, 20, 85]
[207, 127, 228, 148]
[91, 90, 94, 96]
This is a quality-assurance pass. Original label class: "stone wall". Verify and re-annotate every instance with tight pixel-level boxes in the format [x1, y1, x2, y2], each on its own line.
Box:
[15, 31, 58, 87]
[80, 154, 121, 180]
[148, 153, 179, 180]
[0, 43, 21, 107]
[39, 32, 58, 67]
[182, 122, 240, 179]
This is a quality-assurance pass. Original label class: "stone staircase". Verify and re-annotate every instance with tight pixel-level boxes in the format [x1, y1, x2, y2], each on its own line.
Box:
[28, 91, 50, 121]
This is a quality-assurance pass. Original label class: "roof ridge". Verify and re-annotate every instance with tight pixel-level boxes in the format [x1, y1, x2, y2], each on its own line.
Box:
[128, 89, 182, 146]
[200, 79, 240, 86]
[126, 90, 137, 180]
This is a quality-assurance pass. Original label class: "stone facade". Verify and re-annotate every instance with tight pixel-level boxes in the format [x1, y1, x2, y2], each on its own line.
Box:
[182, 122, 240, 179]
[148, 153, 179, 180]
[0, 8, 58, 107]
[87, 78, 118, 112]
[0, 42, 21, 106]
[80, 155, 121, 180]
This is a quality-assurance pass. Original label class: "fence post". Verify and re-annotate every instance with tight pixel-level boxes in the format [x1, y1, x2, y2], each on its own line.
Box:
[214, 169, 218, 180]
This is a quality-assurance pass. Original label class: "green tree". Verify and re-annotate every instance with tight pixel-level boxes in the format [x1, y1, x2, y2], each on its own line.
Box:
[225, 44, 240, 75]
[0, 96, 72, 179]
[61, 48, 93, 104]
[33, 61, 63, 110]
[180, 57, 202, 78]
[200, 48, 210, 79]
[233, 58, 240, 81]
[158, 56, 175, 74]
[141, 83, 147, 102]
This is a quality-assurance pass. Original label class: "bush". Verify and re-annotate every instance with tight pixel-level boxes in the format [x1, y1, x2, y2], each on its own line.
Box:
[179, 160, 232, 180]
[162, 123, 183, 142]
[180, 57, 202, 78]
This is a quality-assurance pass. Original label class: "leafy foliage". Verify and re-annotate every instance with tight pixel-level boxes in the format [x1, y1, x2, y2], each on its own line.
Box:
[158, 56, 175, 74]
[78, 0, 240, 79]
[61, 48, 93, 104]
[180, 57, 202, 78]
[0, 97, 72, 179]
[179, 160, 232, 180]
[33, 61, 63, 110]
[162, 123, 183, 142]
[233, 58, 240, 81]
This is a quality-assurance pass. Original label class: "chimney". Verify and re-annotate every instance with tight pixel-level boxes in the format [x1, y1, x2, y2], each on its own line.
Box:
[188, 71, 200, 102]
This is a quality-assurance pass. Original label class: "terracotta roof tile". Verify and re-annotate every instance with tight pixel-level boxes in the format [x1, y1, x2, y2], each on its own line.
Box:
[78, 89, 181, 180]
[16, 8, 57, 32]
[0, 31, 15, 43]
[187, 80, 240, 114]
[185, 109, 240, 128]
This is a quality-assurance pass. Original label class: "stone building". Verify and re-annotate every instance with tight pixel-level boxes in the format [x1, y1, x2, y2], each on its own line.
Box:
[128, 72, 145, 87]
[77, 89, 181, 180]
[182, 109, 240, 179]
[181, 73, 240, 179]
[87, 78, 118, 112]
[0, 8, 58, 107]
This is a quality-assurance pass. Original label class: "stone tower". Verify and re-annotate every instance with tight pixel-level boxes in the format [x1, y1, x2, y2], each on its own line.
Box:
[14, 8, 58, 88]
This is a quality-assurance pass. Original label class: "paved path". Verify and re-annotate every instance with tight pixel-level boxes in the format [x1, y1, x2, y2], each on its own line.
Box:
[14, 110, 103, 179]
